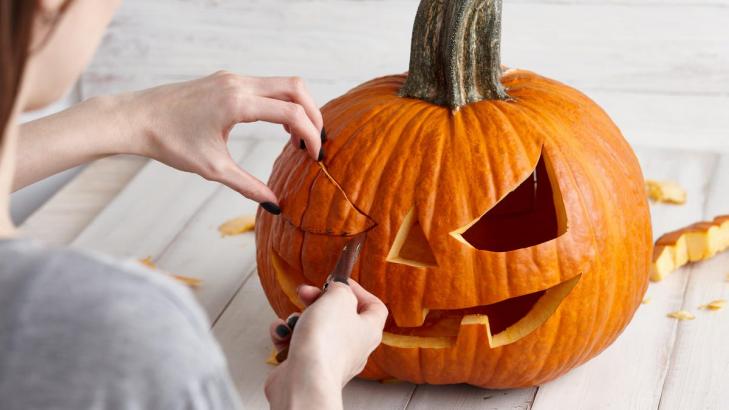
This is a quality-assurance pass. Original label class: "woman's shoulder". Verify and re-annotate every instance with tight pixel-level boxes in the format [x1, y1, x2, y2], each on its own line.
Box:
[0, 238, 241, 409]
[0, 238, 204, 322]
[0, 237, 212, 342]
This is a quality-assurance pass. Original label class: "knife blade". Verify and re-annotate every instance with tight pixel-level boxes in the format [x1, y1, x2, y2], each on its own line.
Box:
[324, 233, 366, 289]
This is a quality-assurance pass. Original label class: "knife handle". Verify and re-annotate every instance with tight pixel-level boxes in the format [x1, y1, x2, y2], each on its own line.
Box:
[275, 346, 290, 363]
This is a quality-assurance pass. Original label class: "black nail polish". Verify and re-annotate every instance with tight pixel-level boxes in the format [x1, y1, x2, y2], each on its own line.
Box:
[299, 140, 306, 150]
[286, 315, 299, 330]
[321, 128, 327, 144]
[275, 324, 291, 338]
[318, 146, 325, 162]
[261, 202, 281, 215]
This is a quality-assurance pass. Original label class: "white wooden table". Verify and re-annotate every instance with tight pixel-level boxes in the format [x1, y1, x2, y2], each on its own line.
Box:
[20, 1, 729, 408]
[20, 144, 729, 410]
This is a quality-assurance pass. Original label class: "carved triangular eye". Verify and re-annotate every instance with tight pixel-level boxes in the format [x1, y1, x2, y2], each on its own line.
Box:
[387, 208, 438, 268]
[451, 150, 568, 252]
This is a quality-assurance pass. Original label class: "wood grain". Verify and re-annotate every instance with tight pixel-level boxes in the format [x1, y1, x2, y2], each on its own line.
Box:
[407, 385, 535, 410]
[657, 153, 729, 410]
[153, 140, 279, 322]
[19, 155, 146, 245]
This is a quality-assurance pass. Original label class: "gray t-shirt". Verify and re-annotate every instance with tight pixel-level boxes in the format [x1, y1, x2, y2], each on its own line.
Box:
[0, 239, 243, 410]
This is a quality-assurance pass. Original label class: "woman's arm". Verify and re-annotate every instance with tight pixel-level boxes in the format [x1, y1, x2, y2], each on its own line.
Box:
[16, 72, 324, 207]
[16, 96, 127, 190]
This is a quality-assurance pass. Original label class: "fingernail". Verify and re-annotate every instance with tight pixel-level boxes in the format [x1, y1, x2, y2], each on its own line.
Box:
[275, 324, 291, 338]
[333, 276, 349, 285]
[318, 146, 325, 162]
[321, 128, 327, 144]
[299, 140, 306, 150]
[261, 202, 281, 215]
[286, 315, 299, 330]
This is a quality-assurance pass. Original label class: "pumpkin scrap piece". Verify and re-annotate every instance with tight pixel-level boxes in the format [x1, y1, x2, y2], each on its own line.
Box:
[700, 299, 726, 311]
[218, 215, 256, 237]
[667, 310, 695, 320]
[645, 180, 687, 205]
[138, 257, 202, 288]
[266, 349, 280, 366]
[651, 215, 729, 281]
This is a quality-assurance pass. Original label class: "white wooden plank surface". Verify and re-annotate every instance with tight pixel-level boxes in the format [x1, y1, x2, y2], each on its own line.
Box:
[531, 149, 723, 410]
[70, 140, 248, 257]
[658, 154, 729, 410]
[18, 155, 146, 246]
[80, 0, 729, 152]
[151, 140, 278, 321]
[407, 385, 535, 410]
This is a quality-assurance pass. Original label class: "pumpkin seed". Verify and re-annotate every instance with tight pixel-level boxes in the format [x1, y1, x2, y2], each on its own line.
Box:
[667, 310, 695, 320]
[699, 299, 726, 311]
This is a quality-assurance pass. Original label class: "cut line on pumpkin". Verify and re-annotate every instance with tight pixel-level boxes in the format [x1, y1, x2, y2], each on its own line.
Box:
[382, 274, 581, 349]
[450, 148, 568, 252]
[386, 208, 438, 268]
[291, 162, 377, 236]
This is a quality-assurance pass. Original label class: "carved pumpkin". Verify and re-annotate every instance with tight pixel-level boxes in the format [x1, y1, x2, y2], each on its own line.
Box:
[256, 0, 652, 388]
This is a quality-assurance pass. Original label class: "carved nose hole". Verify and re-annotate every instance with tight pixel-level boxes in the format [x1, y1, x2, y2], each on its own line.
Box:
[387, 208, 438, 268]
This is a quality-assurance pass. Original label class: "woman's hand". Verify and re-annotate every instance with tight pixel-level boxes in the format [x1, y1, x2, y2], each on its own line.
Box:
[265, 280, 388, 410]
[119, 71, 324, 209]
[16, 71, 323, 212]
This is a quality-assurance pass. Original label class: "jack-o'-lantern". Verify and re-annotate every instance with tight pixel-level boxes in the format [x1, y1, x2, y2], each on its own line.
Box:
[256, 0, 652, 387]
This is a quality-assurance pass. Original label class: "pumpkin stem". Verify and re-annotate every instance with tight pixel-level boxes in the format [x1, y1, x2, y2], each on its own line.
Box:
[399, 0, 510, 110]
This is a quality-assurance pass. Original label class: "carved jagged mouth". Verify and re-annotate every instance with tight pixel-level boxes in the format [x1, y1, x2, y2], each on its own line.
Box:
[271, 250, 581, 349]
[382, 274, 581, 349]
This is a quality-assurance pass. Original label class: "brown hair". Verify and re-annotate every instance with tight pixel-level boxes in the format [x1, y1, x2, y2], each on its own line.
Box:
[0, 0, 38, 143]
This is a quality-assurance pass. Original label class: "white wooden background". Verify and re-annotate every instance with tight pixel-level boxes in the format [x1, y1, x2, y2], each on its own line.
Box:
[20, 1, 729, 409]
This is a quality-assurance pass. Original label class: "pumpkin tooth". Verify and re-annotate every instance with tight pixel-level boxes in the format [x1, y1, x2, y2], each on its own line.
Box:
[389, 306, 430, 328]
[485, 274, 580, 347]
[381, 275, 582, 349]
[270, 250, 307, 310]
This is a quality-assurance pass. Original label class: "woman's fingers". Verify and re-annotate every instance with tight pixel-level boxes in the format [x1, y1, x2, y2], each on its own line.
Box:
[297, 284, 323, 307]
[349, 280, 388, 327]
[269, 319, 292, 352]
[205, 156, 279, 209]
[251, 76, 324, 131]
[244, 96, 322, 161]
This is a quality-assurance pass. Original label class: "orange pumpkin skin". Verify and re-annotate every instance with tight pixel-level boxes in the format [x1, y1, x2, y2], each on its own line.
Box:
[255, 68, 652, 388]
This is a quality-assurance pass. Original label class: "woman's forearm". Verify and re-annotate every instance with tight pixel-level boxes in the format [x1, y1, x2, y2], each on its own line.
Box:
[15, 95, 132, 190]
[14, 73, 324, 207]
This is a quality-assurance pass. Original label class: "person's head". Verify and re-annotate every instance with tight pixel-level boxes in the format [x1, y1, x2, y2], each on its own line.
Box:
[0, 0, 121, 228]
[1, 0, 121, 135]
